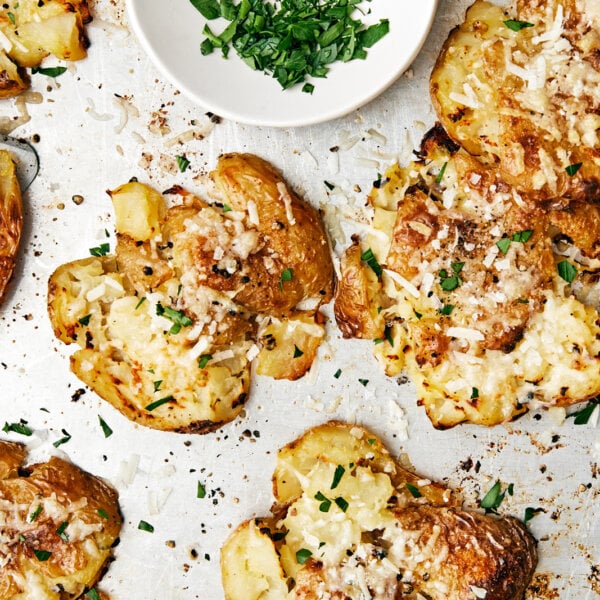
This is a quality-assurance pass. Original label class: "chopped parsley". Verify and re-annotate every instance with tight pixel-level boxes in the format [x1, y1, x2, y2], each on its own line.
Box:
[333, 368, 342, 379]
[138, 520, 154, 533]
[435, 161, 448, 184]
[7, 11, 15, 23]
[296, 548, 312, 564]
[496, 237, 512, 254]
[358, 378, 369, 387]
[315, 491, 331, 512]
[176, 155, 190, 172]
[503, 19, 534, 31]
[198, 354, 212, 368]
[78, 314, 91, 326]
[89, 242, 110, 257]
[302, 82, 315, 94]
[156, 303, 194, 334]
[278, 267, 294, 291]
[384, 325, 393, 346]
[56, 521, 69, 542]
[566, 162, 583, 176]
[497, 229, 533, 253]
[331, 465, 345, 489]
[439, 304, 455, 316]
[524, 507, 544, 523]
[405, 483, 422, 498]
[193, 0, 390, 91]
[293, 345, 304, 358]
[197, 481, 207, 499]
[153, 380, 163, 392]
[86, 590, 101, 600]
[33, 549, 52, 561]
[439, 263, 463, 291]
[567, 399, 599, 425]
[52, 429, 72, 448]
[30, 504, 42, 522]
[222, 203, 233, 213]
[135, 296, 147, 310]
[32, 65, 67, 77]
[361, 247, 382, 277]
[145, 395, 175, 412]
[480, 480, 510, 513]
[334, 496, 349, 512]
[97, 508, 110, 519]
[471, 387, 479, 399]
[557, 260, 577, 283]
[98, 415, 113, 438]
[3, 421, 32, 436]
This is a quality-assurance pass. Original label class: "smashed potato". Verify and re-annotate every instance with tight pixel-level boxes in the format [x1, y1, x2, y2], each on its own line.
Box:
[48, 154, 334, 432]
[0, 149, 22, 303]
[0, 0, 91, 98]
[430, 0, 600, 204]
[334, 126, 600, 428]
[0, 440, 121, 599]
[221, 422, 538, 600]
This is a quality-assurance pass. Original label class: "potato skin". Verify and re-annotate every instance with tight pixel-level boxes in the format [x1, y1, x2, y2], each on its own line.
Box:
[0, 0, 90, 97]
[0, 441, 120, 599]
[222, 422, 538, 600]
[210, 153, 334, 317]
[0, 150, 22, 302]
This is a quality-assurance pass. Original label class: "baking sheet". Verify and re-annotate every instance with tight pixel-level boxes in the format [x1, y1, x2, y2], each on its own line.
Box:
[0, 0, 598, 598]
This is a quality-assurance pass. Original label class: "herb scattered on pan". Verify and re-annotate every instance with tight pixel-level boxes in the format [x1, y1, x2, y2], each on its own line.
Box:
[3, 421, 32, 436]
[32, 65, 68, 78]
[192, 0, 390, 91]
[98, 415, 113, 438]
[523, 506, 544, 523]
[89, 242, 110, 257]
[53, 428, 72, 448]
[567, 399, 599, 424]
[480, 480, 512, 513]
[198, 481, 207, 498]
[176, 155, 191, 172]
[138, 520, 155, 533]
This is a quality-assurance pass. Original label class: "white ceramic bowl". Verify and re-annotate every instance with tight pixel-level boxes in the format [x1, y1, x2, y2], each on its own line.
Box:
[127, 0, 438, 127]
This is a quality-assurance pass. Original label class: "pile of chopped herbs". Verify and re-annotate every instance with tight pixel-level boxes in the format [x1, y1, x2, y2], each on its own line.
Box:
[191, 0, 389, 92]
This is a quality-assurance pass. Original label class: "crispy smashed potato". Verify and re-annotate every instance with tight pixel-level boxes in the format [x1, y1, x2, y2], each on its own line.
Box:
[221, 422, 538, 600]
[48, 154, 334, 432]
[0, 440, 121, 599]
[0, 149, 22, 303]
[334, 126, 600, 428]
[0, 0, 91, 98]
[430, 0, 600, 204]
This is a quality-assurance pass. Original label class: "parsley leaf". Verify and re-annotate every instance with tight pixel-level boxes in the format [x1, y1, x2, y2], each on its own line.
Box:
[32, 66, 67, 78]
[361, 247, 382, 277]
[405, 483, 422, 498]
[480, 480, 510, 513]
[557, 260, 577, 283]
[3, 421, 32, 436]
[156, 303, 194, 334]
[138, 520, 154, 533]
[566, 162, 582, 176]
[296, 548, 312, 564]
[503, 19, 534, 31]
[331, 465, 345, 489]
[89, 243, 110, 257]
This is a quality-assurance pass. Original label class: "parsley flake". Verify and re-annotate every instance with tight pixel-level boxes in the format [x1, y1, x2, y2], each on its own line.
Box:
[97, 508, 109, 519]
[98, 415, 113, 438]
[334, 368, 342, 379]
[524, 507, 544, 523]
[145, 395, 175, 411]
[293, 345, 304, 358]
[480, 480, 509, 513]
[156, 303, 194, 334]
[32, 65, 67, 77]
[33, 549, 52, 561]
[331, 465, 345, 489]
[53, 429, 72, 448]
[334, 496, 349, 512]
[30, 504, 42, 522]
[78, 314, 91, 326]
[56, 521, 69, 542]
[405, 483, 422, 498]
[176, 155, 190, 172]
[138, 520, 154, 533]
[197, 481, 207, 499]
[3, 421, 32, 436]
[198, 354, 212, 368]
[89, 242, 110, 257]
[86, 589, 101, 600]
[296, 548, 312, 564]
[435, 161, 448, 184]
[566, 162, 582, 176]
[361, 247, 382, 277]
[503, 19, 534, 31]
[568, 399, 599, 425]
[315, 491, 331, 512]
[557, 260, 577, 283]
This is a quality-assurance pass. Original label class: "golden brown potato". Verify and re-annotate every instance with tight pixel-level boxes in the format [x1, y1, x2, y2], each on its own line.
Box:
[334, 126, 600, 428]
[0, 149, 22, 302]
[222, 422, 538, 600]
[0, 440, 121, 599]
[430, 0, 600, 204]
[0, 0, 90, 97]
[48, 154, 335, 431]
[209, 153, 334, 317]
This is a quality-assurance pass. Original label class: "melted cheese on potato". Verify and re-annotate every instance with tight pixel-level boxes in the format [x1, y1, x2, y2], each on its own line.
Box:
[221, 422, 538, 600]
